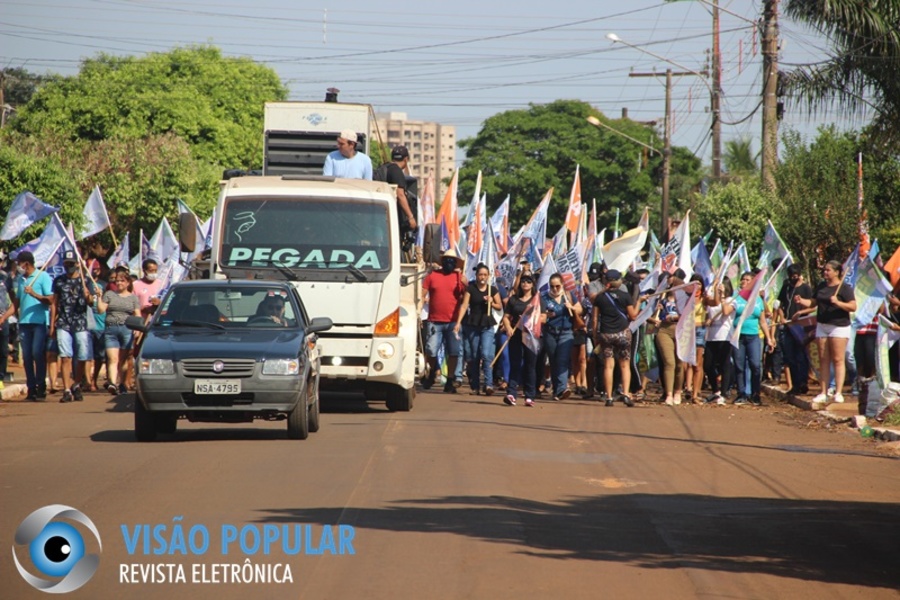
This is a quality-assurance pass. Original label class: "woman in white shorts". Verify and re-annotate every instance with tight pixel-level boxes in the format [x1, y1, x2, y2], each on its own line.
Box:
[793, 260, 856, 404]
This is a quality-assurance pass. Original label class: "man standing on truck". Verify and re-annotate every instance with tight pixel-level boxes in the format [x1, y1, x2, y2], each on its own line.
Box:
[323, 129, 373, 180]
[383, 145, 417, 232]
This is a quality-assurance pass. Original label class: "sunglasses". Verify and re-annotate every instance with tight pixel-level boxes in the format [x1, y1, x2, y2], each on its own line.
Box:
[550, 285, 562, 290]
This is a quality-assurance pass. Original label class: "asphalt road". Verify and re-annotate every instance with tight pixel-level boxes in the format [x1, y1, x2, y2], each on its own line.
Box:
[1, 388, 898, 600]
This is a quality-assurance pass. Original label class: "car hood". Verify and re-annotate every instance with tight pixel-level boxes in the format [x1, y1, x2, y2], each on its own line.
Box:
[141, 328, 304, 361]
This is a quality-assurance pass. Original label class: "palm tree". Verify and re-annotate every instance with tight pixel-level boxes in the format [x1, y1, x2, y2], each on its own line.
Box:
[781, 1, 900, 144]
[723, 137, 758, 175]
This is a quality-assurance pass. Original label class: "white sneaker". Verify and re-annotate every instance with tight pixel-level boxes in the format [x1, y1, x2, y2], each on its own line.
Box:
[716, 395, 726, 405]
[664, 397, 676, 406]
[811, 393, 828, 403]
[827, 387, 836, 397]
[832, 393, 845, 403]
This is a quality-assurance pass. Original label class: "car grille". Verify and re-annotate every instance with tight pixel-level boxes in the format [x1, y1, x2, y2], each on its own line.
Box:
[182, 392, 255, 407]
[181, 359, 256, 378]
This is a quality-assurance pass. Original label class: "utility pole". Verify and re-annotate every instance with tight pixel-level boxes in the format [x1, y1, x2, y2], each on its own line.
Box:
[711, 0, 722, 179]
[630, 69, 705, 241]
[760, 0, 779, 190]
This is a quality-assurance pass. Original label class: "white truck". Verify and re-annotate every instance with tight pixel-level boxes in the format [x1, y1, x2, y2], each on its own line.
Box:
[195, 175, 421, 412]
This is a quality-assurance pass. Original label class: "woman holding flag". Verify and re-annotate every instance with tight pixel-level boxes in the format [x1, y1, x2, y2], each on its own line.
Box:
[732, 271, 777, 406]
[454, 263, 502, 396]
[541, 272, 583, 402]
[501, 274, 539, 407]
[794, 260, 857, 404]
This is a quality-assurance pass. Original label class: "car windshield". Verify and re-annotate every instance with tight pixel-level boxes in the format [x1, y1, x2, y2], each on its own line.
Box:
[155, 286, 299, 328]
[219, 197, 390, 282]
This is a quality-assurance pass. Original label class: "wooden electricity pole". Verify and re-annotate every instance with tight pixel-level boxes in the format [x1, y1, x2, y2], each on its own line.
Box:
[760, 0, 779, 190]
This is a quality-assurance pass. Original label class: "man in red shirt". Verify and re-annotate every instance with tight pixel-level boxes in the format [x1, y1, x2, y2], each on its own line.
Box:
[421, 249, 466, 392]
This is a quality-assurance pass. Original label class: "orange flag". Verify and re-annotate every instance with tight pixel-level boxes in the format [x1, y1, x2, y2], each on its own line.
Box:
[565, 164, 582, 235]
[436, 170, 460, 249]
[883, 244, 900, 288]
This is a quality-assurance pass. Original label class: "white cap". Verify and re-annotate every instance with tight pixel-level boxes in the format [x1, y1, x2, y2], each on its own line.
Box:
[339, 129, 358, 143]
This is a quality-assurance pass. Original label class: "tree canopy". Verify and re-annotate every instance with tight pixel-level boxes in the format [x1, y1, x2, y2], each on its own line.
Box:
[781, 0, 900, 146]
[11, 46, 287, 170]
[0, 46, 287, 251]
[457, 99, 703, 232]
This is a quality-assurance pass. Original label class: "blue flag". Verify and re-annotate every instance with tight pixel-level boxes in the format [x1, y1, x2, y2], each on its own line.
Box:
[0, 191, 59, 241]
[691, 240, 714, 287]
[12, 213, 72, 268]
[107, 231, 131, 269]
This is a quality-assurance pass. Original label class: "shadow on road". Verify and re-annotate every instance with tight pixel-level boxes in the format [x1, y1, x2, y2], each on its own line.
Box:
[254, 493, 900, 590]
[90, 428, 295, 443]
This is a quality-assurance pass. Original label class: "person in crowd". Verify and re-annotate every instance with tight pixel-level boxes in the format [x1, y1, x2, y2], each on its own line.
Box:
[583, 262, 606, 398]
[591, 269, 639, 406]
[541, 272, 583, 401]
[703, 279, 735, 404]
[132, 257, 164, 319]
[573, 279, 594, 399]
[732, 271, 776, 405]
[0, 257, 15, 391]
[12, 251, 53, 401]
[454, 263, 502, 395]
[794, 260, 857, 404]
[501, 273, 539, 406]
[854, 312, 879, 416]
[97, 271, 141, 395]
[776, 264, 813, 395]
[85, 259, 108, 392]
[492, 276, 511, 393]
[421, 249, 466, 393]
[382, 145, 417, 236]
[650, 269, 686, 405]
[49, 251, 92, 403]
[254, 295, 289, 326]
[322, 129, 373, 180]
[682, 274, 710, 404]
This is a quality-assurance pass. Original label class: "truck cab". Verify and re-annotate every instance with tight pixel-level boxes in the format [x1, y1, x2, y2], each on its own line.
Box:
[206, 175, 422, 411]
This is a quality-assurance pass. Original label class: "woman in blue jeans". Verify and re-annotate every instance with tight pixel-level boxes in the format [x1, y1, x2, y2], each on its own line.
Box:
[541, 273, 583, 401]
[732, 272, 776, 405]
[501, 274, 538, 406]
[454, 263, 502, 395]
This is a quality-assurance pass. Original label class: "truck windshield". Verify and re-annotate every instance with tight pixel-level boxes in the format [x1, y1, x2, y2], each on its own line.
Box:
[220, 197, 391, 279]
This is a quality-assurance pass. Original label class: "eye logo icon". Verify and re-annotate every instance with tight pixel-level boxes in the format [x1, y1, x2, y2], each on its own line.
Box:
[13, 505, 101, 593]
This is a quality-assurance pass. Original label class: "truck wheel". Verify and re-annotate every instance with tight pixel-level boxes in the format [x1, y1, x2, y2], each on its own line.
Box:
[386, 385, 414, 412]
[287, 391, 309, 440]
[308, 375, 320, 433]
[134, 398, 158, 442]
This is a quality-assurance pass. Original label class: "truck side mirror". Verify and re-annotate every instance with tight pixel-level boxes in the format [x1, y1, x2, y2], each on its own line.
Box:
[179, 212, 198, 253]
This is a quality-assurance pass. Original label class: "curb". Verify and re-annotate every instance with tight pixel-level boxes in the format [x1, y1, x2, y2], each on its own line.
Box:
[762, 383, 828, 411]
[872, 427, 900, 442]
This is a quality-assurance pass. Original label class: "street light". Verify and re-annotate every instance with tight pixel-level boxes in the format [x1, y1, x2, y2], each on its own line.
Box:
[607, 32, 716, 240]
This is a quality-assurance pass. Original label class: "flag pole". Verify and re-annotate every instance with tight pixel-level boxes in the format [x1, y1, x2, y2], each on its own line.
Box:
[31, 237, 67, 279]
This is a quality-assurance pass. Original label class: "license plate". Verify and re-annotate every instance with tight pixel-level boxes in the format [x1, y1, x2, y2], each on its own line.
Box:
[194, 379, 241, 395]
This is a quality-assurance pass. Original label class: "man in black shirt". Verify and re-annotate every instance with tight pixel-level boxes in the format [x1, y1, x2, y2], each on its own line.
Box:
[776, 264, 813, 394]
[384, 146, 417, 233]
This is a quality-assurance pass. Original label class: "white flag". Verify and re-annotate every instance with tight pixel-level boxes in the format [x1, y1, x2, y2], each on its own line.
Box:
[79, 185, 111, 239]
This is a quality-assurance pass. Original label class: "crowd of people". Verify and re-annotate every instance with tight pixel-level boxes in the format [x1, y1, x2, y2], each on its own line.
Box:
[0, 249, 163, 402]
[418, 250, 900, 417]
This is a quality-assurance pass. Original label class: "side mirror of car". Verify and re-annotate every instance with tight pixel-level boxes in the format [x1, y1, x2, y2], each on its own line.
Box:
[125, 315, 148, 333]
[307, 316, 333, 334]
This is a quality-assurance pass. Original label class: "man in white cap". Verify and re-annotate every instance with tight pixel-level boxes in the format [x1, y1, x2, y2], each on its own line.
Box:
[323, 129, 373, 180]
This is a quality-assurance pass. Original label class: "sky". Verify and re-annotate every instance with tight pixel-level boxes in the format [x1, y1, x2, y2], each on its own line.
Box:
[1, 0, 870, 170]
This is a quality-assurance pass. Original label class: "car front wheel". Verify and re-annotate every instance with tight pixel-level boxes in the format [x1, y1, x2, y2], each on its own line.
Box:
[287, 390, 309, 440]
[134, 398, 158, 442]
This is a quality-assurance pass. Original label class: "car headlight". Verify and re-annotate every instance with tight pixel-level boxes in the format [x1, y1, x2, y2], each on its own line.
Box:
[139, 358, 175, 375]
[262, 359, 300, 375]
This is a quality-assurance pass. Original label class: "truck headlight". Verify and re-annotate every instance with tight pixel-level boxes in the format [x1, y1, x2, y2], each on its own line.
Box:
[262, 359, 300, 375]
[376, 343, 395, 359]
[139, 359, 175, 375]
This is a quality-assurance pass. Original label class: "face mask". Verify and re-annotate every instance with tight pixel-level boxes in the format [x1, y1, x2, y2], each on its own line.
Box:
[17, 266, 26, 275]
[441, 259, 456, 274]
[67, 265, 78, 275]
[144, 273, 158, 282]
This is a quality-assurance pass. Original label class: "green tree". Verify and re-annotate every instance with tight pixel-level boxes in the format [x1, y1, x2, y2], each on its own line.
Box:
[11, 46, 287, 170]
[1, 67, 52, 107]
[781, 0, 900, 146]
[773, 126, 900, 278]
[692, 176, 776, 257]
[456, 99, 703, 232]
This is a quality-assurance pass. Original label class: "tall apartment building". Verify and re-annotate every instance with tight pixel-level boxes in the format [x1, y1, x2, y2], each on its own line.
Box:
[374, 112, 456, 201]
